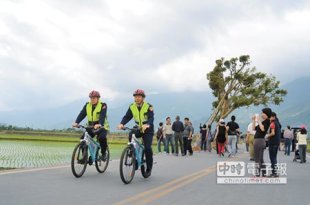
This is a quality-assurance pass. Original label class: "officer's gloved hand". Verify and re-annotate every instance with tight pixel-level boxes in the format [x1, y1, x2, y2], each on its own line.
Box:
[142, 124, 150, 132]
[94, 124, 102, 130]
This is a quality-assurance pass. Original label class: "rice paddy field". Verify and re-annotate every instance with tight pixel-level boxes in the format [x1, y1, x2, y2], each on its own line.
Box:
[0, 131, 130, 169]
[0, 140, 125, 168]
[0, 131, 159, 169]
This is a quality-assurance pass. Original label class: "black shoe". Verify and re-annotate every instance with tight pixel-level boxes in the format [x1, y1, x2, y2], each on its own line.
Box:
[88, 156, 93, 165]
[101, 153, 107, 162]
[78, 157, 86, 164]
[272, 173, 279, 178]
[250, 158, 254, 161]
[145, 169, 152, 178]
[267, 173, 278, 178]
[135, 161, 139, 170]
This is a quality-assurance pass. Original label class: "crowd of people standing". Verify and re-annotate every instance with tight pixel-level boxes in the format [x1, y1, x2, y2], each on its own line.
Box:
[156, 108, 308, 177]
[156, 116, 194, 156]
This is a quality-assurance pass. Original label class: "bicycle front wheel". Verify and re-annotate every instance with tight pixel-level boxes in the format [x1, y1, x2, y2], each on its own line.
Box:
[120, 145, 136, 184]
[71, 142, 88, 178]
[140, 150, 148, 178]
[95, 146, 110, 173]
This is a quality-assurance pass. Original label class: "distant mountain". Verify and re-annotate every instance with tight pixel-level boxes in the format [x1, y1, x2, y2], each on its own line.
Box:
[272, 77, 310, 127]
[0, 91, 213, 131]
[228, 77, 310, 130]
[1, 77, 309, 132]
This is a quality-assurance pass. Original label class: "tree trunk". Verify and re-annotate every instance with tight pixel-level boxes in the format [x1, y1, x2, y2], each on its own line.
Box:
[206, 81, 241, 126]
[206, 92, 226, 125]
[220, 97, 229, 119]
[206, 108, 220, 126]
[221, 107, 235, 119]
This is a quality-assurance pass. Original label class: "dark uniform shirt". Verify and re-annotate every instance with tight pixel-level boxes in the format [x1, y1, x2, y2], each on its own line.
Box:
[75, 102, 107, 126]
[120, 103, 154, 133]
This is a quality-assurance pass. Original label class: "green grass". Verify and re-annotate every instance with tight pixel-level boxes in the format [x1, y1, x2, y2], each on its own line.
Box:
[0, 167, 16, 171]
[0, 134, 79, 142]
[0, 137, 160, 169]
[0, 140, 127, 169]
[0, 132, 131, 143]
[0, 132, 158, 145]
[0, 130, 79, 137]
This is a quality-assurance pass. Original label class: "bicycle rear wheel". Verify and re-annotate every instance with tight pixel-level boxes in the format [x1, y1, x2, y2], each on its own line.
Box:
[95, 146, 110, 173]
[71, 142, 88, 178]
[120, 145, 136, 184]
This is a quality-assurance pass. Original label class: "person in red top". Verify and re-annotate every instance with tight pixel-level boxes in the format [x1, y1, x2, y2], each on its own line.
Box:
[214, 119, 228, 157]
[266, 112, 281, 177]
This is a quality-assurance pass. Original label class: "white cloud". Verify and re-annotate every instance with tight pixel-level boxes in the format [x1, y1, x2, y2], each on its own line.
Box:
[0, 0, 310, 111]
[155, 51, 209, 92]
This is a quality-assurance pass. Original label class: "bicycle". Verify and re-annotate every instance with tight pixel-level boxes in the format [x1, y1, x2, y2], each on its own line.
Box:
[71, 125, 110, 178]
[119, 127, 148, 184]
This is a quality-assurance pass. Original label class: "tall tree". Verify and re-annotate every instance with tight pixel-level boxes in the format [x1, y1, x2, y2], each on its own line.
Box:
[206, 55, 287, 125]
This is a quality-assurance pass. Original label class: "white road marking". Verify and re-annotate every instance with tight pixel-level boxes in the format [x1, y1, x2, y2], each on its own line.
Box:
[0, 159, 120, 176]
[0, 165, 70, 175]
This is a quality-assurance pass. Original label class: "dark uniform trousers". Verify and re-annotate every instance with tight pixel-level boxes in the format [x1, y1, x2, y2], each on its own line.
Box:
[81, 128, 108, 154]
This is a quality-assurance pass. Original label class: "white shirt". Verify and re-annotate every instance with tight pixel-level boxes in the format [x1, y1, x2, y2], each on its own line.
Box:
[297, 132, 307, 145]
[247, 122, 257, 135]
[163, 124, 173, 135]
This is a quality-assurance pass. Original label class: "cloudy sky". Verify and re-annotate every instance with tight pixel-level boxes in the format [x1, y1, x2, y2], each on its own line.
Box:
[0, 0, 310, 112]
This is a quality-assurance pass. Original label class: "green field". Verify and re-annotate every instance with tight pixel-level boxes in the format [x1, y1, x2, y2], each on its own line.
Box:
[0, 130, 129, 144]
[0, 140, 128, 169]
[1, 131, 309, 169]
[0, 131, 160, 169]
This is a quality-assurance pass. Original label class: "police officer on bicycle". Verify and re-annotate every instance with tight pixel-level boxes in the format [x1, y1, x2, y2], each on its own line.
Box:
[117, 89, 154, 177]
[72, 90, 109, 161]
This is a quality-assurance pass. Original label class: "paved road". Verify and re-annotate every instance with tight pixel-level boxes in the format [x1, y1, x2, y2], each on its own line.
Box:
[1, 145, 309, 205]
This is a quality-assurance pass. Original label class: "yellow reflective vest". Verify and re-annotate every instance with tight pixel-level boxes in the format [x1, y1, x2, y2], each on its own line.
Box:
[129, 102, 150, 129]
[86, 101, 109, 130]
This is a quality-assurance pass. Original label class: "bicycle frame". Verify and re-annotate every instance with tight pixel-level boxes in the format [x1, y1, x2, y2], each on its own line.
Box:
[81, 131, 100, 162]
[129, 134, 145, 167]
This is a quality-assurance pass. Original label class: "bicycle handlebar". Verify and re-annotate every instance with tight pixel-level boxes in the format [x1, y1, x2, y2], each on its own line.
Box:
[75, 125, 91, 129]
[123, 127, 140, 132]
[74, 125, 102, 130]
